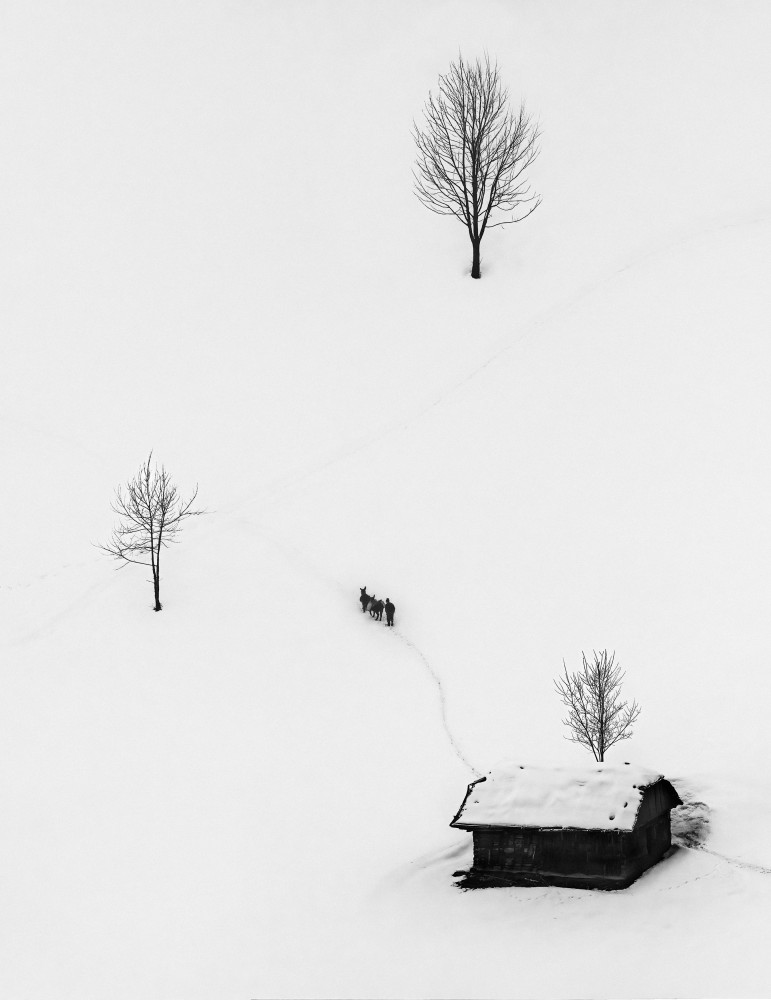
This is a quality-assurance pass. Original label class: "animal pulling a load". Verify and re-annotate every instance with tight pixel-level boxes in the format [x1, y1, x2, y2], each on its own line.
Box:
[358, 587, 394, 626]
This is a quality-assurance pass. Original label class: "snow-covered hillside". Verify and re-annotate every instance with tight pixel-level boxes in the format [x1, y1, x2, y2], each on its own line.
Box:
[2, 2, 771, 998]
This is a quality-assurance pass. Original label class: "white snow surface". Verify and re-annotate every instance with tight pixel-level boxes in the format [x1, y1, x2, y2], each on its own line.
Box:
[452, 762, 666, 831]
[3, 2, 771, 998]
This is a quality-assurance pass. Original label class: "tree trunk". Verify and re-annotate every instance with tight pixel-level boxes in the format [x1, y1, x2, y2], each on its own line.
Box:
[471, 239, 481, 279]
[154, 531, 163, 611]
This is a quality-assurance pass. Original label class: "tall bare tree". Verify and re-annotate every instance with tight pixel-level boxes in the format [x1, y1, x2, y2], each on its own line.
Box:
[554, 650, 642, 762]
[99, 454, 203, 611]
[413, 54, 541, 279]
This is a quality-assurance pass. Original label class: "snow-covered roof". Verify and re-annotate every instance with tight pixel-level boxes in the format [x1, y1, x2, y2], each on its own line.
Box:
[451, 762, 669, 832]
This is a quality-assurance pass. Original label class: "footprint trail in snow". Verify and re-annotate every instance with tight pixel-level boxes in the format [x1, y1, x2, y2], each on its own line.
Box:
[392, 628, 482, 779]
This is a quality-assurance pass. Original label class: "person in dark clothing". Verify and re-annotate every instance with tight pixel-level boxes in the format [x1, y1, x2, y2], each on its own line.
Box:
[384, 598, 395, 627]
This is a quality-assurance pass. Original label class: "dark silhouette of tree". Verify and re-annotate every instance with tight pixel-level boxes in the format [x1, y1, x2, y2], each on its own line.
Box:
[413, 54, 541, 279]
[99, 454, 203, 611]
[554, 650, 642, 762]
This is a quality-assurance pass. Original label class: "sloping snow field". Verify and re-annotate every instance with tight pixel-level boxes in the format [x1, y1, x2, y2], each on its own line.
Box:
[2, 2, 771, 997]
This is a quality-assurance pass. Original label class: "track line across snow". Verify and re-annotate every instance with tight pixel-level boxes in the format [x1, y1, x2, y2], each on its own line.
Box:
[392, 628, 482, 779]
[688, 845, 771, 875]
[221, 213, 771, 520]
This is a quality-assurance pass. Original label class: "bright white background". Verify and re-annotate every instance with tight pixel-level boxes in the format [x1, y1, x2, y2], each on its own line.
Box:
[2, 2, 771, 997]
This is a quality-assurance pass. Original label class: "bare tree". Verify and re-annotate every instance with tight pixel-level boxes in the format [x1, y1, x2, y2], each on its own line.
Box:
[554, 650, 642, 762]
[99, 454, 204, 611]
[413, 54, 541, 279]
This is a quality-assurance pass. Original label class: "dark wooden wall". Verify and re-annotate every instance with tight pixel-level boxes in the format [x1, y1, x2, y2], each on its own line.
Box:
[636, 779, 682, 827]
[468, 812, 672, 889]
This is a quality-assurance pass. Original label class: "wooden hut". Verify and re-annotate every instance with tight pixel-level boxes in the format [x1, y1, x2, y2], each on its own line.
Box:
[451, 762, 682, 889]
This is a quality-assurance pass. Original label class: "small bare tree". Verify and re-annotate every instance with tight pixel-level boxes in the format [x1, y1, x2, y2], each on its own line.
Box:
[413, 54, 541, 279]
[99, 454, 203, 611]
[554, 650, 641, 762]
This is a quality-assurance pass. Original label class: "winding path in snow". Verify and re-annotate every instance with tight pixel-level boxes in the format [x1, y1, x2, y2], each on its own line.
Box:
[391, 628, 482, 779]
[235, 516, 481, 777]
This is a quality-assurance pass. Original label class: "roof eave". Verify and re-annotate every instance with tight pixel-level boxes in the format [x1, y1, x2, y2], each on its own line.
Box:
[449, 776, 487, 829]
[450, 822, 634, 833]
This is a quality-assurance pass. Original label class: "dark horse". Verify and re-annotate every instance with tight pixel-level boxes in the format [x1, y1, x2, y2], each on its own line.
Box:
[359, 587, 372, 613]
[369, 598, 385, 621]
